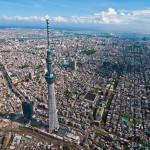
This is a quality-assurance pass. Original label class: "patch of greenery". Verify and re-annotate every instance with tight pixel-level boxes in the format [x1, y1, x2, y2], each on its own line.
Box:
[64, 90, 77, 98]
[77, 62, 83, 68]
[63, 147, 70, 150]
[10, 74, 17, 77]
[35, 64, 42, 70]
[80, 49, 96, 56]
[92, 87, 101, 94]
[0, 50, 11, 53]
[19, 64, 30, 69]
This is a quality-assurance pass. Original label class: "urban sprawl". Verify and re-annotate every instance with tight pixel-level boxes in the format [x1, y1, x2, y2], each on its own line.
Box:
[0, 28, 150, 150]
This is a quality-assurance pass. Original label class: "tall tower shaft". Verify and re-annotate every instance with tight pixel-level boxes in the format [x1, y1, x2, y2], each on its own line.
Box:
[45, 19, 59, 133]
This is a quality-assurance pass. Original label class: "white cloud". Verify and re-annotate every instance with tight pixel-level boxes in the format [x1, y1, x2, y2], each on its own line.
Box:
[2, 15, 48, 21]
[98, 8, 122, 24]
[1, 8, 150, 26]
[52, 16, 67, 23]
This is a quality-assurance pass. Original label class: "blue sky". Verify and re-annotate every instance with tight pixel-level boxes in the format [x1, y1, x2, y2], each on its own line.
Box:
[0, 0, 150, 33]
[0, 0, 150, 16]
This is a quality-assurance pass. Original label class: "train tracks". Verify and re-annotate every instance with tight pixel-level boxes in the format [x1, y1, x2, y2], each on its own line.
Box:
[0, 119, 84, 150]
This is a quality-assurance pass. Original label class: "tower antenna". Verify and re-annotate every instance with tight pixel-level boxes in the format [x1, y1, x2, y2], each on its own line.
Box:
[46, 19, 50, 49]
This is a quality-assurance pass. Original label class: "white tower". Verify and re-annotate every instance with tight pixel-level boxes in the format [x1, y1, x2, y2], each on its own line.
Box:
[45, 19, 59, 133]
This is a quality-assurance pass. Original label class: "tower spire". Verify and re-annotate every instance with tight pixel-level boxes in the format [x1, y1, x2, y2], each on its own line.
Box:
[45, 19, 59, 133]
[46, 19, 50, 49]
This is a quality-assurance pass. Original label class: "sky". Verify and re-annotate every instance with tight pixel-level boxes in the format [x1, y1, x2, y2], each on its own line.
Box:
[0, 0, 150, 33]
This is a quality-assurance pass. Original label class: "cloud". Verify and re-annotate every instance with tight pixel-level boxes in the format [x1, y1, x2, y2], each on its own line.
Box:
[2, 15, 47, 21]
[131, 9, 150, 24]
[1, 8, 150, 26]
[52, 16, 67, 23]
[95, 8, 123, 24]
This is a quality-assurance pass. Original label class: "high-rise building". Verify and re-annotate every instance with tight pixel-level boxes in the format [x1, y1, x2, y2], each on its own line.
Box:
[22, 97, 33, 120]
[69, 57, 77, 71]
[45, 19, 59, 133]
